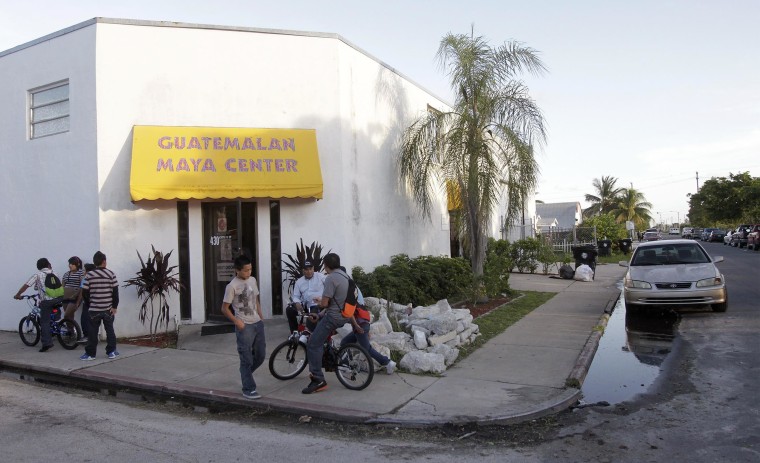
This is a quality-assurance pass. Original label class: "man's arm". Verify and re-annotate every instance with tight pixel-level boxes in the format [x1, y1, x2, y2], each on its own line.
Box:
[13, 284, 30, 299]
[221, 302, 244, 330]
[256, 295, 264, 321]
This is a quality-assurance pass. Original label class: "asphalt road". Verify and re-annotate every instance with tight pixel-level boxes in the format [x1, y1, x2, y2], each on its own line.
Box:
[512, 239, 760, 462]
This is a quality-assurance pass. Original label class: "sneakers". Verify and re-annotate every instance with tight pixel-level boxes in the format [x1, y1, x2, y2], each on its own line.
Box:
[298, 334, 309, 344]
[107, 351, 120, 359]
[242, 390, 261, 400]
[385, 360, 397, 375]
[79, 353, 95, 361]
[301, 379, 328, 394]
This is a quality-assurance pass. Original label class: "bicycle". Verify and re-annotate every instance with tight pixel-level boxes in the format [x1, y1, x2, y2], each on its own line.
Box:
[17, 295, 82, 350]
[268, 308, 374, 390]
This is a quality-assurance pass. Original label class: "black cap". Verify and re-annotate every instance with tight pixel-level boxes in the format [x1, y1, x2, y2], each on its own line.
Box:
[302, 260, 313, 268]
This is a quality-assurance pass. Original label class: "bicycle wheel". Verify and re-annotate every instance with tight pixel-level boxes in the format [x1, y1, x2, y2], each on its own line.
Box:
[18, 316, 40, 346]
[57, 319, 81, 350]
[335, 343, 374, 390]
[268, 339, 308, 380]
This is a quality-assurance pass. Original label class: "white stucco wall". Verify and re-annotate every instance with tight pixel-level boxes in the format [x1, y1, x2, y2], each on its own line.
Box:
[0, 25, 100, 331]
[91, 20, 452, 333]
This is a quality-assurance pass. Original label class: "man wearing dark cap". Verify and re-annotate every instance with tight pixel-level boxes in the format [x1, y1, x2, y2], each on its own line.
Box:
[285, 260, 326, 335]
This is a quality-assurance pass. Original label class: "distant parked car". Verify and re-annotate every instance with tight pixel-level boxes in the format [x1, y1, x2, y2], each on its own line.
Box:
[682, 227, 694, 238]
[620, 239, 727, 313]
[701, 228, 719, 241]
[691, 228, 704, 240]
[729, 224, 752, 247]
[746, 224, 760, 250]
[669, 227, 680, 235]
[643, 231, 661, 242]
[707, 229, 726, 242]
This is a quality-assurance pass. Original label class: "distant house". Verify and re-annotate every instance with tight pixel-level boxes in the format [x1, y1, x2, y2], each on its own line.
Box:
[536, 217, 559, 232]
[536, 202, 582, 230]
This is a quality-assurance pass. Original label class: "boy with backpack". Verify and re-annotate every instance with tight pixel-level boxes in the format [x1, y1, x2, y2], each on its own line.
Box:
[13, 258, 64, 352]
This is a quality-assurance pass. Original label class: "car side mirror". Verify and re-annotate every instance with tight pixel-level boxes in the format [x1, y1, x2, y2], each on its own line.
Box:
[712, 256, 724, 263]
[619, 261, 630, 267]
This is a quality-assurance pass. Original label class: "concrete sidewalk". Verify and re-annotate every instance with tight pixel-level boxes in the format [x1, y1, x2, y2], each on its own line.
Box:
[0, 264, 625, 425]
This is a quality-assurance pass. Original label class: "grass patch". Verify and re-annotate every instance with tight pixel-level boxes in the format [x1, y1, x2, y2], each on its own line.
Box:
[455, 290, 556, 364]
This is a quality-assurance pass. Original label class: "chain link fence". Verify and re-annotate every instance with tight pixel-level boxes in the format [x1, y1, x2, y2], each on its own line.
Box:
[537, 227, 597, 254]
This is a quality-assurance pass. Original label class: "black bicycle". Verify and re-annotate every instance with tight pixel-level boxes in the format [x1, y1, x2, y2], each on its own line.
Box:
[17, 295, 81, 350]
[268, 310, 374, 390]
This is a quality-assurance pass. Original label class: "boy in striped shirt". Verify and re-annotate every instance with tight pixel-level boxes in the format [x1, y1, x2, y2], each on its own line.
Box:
[80, 251, 119, 361]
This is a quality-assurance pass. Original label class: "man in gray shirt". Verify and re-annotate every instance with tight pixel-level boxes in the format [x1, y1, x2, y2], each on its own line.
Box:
[302, 252, 351, 394]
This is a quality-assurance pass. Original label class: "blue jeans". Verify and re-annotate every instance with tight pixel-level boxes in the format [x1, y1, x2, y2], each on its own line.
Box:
[86, 311, 116, 357]
[80, 301, 91, 338]
[38, 299, 58, 347]
[306, 313, 345, 382]
[340, 322, 390, 366]
[235, 321, 266, 394]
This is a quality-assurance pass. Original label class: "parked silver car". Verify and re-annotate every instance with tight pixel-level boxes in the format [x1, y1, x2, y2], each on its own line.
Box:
[620, 240, 727, 313]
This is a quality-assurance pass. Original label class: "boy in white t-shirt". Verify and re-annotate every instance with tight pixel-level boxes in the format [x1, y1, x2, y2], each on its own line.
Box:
[220, 255, 266, 400]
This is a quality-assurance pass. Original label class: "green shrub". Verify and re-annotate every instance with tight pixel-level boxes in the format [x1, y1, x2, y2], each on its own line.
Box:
[510, 238, 540, 273]
[482, 238, 513, 297]
[352, 254, 472, 306]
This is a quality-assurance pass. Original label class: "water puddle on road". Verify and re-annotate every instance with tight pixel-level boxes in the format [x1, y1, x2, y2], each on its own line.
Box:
[579, 295, 680, 406]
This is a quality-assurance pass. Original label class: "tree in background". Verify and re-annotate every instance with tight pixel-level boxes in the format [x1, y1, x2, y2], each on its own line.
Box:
[581, 213, 627, 241]
[399, 32, 546, 278]
[583, 176, 624, 218]
[611, 187, 653, 230]
[688, 172, 760, 225]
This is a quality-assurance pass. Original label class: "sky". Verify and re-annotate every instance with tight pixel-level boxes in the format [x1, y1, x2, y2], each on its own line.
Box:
[2, 0, 758, 226]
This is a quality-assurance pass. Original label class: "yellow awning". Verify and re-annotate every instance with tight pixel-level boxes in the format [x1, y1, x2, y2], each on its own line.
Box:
[130, 126, 323, 201]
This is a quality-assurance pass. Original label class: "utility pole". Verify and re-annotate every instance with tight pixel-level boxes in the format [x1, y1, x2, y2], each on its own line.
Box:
[696, 171, 700, 191]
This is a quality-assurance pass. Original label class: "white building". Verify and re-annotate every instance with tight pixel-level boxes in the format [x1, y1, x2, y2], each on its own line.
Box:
[0, 18, 524, 336]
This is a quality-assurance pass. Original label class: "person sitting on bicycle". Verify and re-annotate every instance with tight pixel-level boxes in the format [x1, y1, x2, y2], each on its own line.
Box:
[286, 260, 325, 335]
[13, 258, 63, 352]
[302, 252, 351, 394]
[340, 287, 397, 375]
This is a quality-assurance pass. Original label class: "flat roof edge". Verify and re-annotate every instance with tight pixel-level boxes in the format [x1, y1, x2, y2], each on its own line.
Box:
[0, 17, 450, 105]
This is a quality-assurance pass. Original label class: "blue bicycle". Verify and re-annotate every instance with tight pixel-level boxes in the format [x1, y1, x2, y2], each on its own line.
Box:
[17, 295, 81, 350]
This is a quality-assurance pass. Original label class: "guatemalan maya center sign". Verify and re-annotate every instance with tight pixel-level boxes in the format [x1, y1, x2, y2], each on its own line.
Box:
[130, 126, 324, 201]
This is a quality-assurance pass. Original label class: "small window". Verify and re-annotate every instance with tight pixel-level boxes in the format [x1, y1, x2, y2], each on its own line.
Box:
[29, 81, 69, 139]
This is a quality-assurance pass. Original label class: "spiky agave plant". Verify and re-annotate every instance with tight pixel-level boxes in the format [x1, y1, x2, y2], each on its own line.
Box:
[124, 246, 183, 342]
[282, 239, 329, 296]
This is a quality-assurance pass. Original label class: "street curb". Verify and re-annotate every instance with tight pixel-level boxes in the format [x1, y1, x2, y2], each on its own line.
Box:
[567, 294, 618, 387]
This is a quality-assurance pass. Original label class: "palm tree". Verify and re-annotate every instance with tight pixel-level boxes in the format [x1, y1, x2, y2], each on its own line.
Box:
[399, 32, 546, 277]
[584, 176, 624, 217]
[611, 188, 653, 230]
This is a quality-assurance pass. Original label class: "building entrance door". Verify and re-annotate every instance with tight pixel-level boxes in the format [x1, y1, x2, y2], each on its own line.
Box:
[202, 202, 257, 321]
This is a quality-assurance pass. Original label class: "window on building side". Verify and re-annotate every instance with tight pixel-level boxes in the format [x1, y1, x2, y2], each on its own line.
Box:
[29, 81, 70, 139]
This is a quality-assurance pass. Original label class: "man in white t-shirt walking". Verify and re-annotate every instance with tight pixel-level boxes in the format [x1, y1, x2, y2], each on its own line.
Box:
[221, 254, 266, 400]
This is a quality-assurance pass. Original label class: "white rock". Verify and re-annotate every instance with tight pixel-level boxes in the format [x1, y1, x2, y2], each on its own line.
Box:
[399, 351, 446, 374]
[428, 343, 459, 366]
[444, 337, 460, 348]
[434, 299, 453, 313]
[410, 325, 430, 337]
[371, 321, 388, 336]
[456, 321, 465, 333]
[413, 330, 428, 349]
[427, 312, 458, 334]
[452, 308, 471, 320]
[459, 327, 473, 340]
[378, 311, 394, 334]
[428, 330, 457, 346]
[371, 332, 415, 354]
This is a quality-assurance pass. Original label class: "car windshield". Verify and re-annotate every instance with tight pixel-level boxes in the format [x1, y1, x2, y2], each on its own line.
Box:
[631, 243, 711, 266]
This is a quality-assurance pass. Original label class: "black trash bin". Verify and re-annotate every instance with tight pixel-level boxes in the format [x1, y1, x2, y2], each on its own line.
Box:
[598, 239, 612, 257]
[571, 244, 598, 279]
[618, 238, 633, 255]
